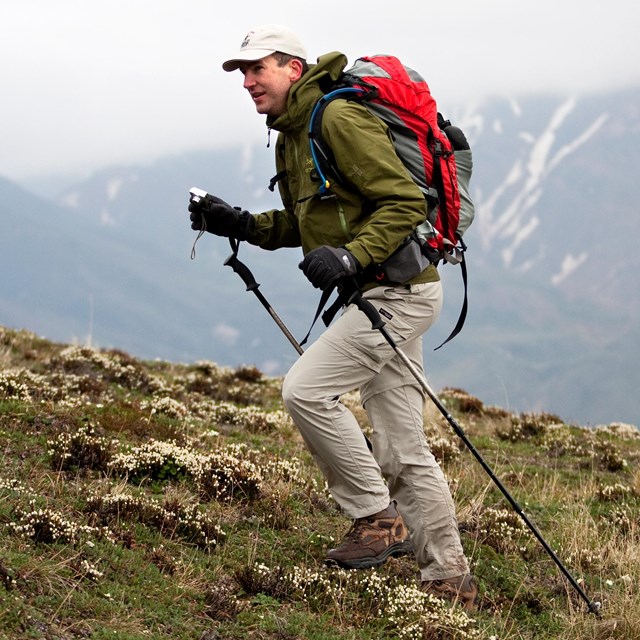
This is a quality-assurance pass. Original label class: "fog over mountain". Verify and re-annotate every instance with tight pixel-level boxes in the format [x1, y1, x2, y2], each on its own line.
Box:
[2, 87, 638, 426]
[3, 1, 638, 181]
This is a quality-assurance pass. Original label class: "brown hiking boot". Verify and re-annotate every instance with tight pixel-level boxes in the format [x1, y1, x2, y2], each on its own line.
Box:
[422, 574, 478, 612]
[325, 502, 412, 569]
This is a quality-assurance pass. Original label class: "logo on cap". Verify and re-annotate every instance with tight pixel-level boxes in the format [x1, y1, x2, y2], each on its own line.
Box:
[240, 32, 254, 49]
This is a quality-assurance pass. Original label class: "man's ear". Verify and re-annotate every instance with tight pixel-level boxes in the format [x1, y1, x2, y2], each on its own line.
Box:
[289, 58, 304, 82]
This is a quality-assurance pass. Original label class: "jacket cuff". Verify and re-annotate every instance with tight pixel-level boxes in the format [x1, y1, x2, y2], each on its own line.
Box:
[344, 243, 370, 270]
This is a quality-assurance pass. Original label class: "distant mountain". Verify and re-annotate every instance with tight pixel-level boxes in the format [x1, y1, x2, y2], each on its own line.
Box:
[1, 87, 639, 426]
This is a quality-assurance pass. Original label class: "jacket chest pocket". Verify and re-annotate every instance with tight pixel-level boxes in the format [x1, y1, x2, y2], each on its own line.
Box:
[297, 196, 353, 248]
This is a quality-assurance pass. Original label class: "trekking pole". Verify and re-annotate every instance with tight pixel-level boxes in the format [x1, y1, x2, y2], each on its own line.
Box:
[345, 284, 602, 618]
[224, 238, 304, 356]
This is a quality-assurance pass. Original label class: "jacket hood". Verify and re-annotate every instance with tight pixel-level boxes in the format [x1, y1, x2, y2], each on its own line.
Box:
[267, 51, 348, 133]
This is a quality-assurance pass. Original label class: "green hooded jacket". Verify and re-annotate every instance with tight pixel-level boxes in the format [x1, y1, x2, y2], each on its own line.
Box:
[246, 51, 438, 284]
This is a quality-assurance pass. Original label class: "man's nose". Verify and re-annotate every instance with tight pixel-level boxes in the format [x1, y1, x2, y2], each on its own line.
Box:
[243, 73, 255, 89]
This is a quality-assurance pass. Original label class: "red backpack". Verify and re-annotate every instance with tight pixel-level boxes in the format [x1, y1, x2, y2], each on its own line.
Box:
[307, 54, 475, 348]
[309, 54, 473, 264]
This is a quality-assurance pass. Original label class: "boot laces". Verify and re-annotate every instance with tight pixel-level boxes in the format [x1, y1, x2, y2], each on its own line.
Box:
[344, 516, 373, 542]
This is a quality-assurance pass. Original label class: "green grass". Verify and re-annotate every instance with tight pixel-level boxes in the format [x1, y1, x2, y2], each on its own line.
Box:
[1, 326, 639, 639]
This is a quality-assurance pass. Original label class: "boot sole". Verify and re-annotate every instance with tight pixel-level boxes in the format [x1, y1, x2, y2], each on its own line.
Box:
[324, 539, 413, 569]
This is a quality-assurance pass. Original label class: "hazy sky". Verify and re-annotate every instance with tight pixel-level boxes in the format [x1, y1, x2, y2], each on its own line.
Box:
[2, 0, 638, 182]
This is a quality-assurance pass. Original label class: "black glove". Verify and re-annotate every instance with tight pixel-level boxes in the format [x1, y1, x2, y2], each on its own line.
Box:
[299, 246, 360, 290]
[189, 194, 254, 240]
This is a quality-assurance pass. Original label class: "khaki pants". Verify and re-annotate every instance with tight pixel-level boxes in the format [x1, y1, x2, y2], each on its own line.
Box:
[282, 283, 469, 580]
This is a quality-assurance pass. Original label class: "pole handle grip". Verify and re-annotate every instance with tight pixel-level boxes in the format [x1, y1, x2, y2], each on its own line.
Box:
[224, 253, 259, 291]
[347, 285, 385, 330]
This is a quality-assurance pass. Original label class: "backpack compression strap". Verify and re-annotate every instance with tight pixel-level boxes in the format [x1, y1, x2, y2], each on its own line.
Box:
[434, 236, 468, 350]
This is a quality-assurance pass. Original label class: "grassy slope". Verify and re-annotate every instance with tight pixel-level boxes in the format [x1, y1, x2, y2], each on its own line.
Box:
[1, 326, 639, 640]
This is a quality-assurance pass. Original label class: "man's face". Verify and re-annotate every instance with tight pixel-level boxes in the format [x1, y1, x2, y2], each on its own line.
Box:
[239, 55, 301, 118]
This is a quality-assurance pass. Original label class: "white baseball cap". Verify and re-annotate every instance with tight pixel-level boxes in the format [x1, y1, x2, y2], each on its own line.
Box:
[222, 24, 307, 72]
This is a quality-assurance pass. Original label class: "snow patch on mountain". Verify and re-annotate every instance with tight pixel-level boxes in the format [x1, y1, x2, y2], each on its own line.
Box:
[548, 112, 609, 172]
[100, 208, 117, 226]
[61, 190, 80, 208]
[106, 177, 124, 201]
[551, 252, 589, 285]
[475, 98, 609, 271]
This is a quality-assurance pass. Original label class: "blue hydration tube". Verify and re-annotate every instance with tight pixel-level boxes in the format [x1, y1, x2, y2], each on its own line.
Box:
[308, 87, 364, 194]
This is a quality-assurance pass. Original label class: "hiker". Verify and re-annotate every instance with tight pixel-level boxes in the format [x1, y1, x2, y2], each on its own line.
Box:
[188, 24, 477, 610]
